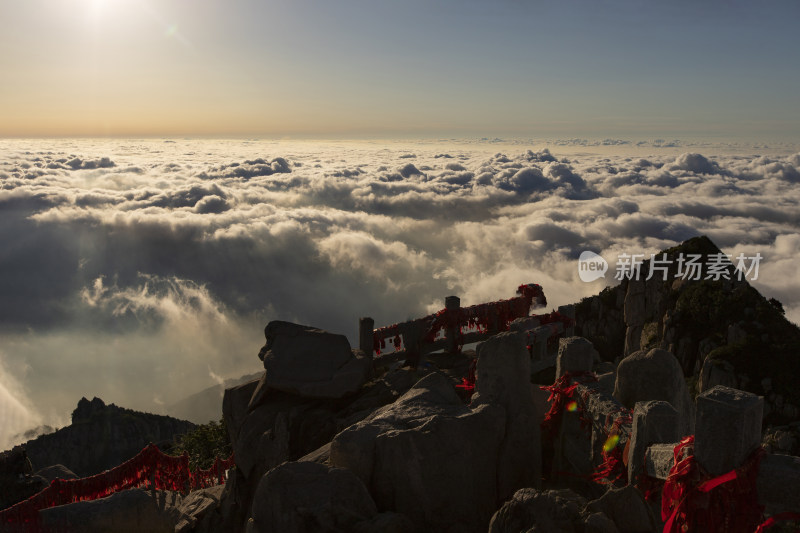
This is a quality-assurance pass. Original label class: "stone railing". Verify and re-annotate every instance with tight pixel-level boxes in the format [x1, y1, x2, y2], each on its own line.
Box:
[545, 341, 632, 484]
[545, 339, 800, 526]
[641, 386, 800, 516]
[359, 284, 574, 367]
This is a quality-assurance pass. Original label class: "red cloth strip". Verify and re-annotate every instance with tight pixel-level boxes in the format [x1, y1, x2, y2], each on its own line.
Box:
[661, 435, 766, 533]
[0, 444, 235, 532]
[754, 512, 800, 533]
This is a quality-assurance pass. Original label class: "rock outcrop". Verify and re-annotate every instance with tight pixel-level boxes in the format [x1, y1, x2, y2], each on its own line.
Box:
[330, 372, 505, 533]
[248, 462, 379, 533]
[614, 348, 694, 435]
[0, 448, 45, 511]
[471, 331, 542, 499]
[13, 397, 195, 478]
[221, 326, 421, 532]
[488, 488, 593, 533]
[576, 235, 800, 427]
[174, 485, 226, 533]
[258, 321, 372, 399]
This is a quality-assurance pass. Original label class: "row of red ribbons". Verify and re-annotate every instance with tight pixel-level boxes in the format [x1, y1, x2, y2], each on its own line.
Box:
[542, 371, 800, 533]
[373, 284, 550, 355]
[0, 444, 235, 531]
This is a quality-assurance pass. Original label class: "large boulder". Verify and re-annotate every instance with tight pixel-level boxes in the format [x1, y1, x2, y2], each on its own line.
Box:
[351, 512, 416, 533]
[585, 485, 656, 533]
[175, 485, 225, 533]
[330, 372, 505, 533]
[488, 488, 589, 533]
[471, 331, 542, 497]
[222, 378, 261, 448]
[38, 489, 184, 533]
[613, 348, 694, 435]
[0, 448, 46, 511]
[219, 371, 408, 530]
[248, 461, 377, 533]
[259, 321, 371, 399]
[227, 397, 293, 479]
[34, 464, 78, 483]
[555, 337, 599, 378]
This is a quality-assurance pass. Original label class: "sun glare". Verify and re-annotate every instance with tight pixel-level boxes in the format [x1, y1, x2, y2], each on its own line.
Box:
[86, 0, 134, 23]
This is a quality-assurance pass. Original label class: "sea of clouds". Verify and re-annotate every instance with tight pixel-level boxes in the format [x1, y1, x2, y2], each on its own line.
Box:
[1, 137, 799, 449]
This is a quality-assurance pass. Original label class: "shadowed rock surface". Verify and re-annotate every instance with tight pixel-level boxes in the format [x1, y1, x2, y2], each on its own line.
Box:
[39, 489, 185, 533]
[13, 397, 195, 478]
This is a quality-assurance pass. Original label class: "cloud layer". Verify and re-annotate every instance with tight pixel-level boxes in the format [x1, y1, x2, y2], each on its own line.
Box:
[1, 138, 799, 446]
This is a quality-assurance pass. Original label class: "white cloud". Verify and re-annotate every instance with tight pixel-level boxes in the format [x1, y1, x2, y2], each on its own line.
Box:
[1, 138, 799, 438]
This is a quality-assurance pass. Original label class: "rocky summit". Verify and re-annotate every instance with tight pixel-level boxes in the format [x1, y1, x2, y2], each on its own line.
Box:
[4, 235, 800, 532]
[10, 397, 195, 479]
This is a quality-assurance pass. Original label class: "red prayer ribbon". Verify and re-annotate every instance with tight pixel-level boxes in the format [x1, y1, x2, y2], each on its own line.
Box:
[661, 435, 766, 533]
[0, 444, 235, 533]
[754, 512, 800, 532]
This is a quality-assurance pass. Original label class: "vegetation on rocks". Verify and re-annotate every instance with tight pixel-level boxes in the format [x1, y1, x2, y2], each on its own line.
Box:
[172, 419, 232, 471]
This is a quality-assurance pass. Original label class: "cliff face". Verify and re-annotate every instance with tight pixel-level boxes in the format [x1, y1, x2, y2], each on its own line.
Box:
[15, 397, 195, 477]
[575, 236, 800, 425]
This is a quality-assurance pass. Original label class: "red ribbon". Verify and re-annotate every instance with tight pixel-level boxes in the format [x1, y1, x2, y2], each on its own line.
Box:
[661, 435, 766, 533]
[372, 284, 549, 356]
[754, 512, 800, 532]
[591, 412, 633, 485]
[455, 358, 477, 397]
[540, 371, 598, 438]
[0, 444, 235, 532]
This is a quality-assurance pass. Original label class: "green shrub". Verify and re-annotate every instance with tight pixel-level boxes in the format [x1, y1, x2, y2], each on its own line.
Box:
[173, 419, 232, 470]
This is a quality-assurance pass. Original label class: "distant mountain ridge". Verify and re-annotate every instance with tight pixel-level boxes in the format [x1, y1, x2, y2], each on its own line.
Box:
[9, 396, 195, 477]
[167, 372, 263, 424]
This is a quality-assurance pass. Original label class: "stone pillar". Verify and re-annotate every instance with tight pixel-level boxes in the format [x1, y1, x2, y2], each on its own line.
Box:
[628, 400, 680, 485]
[558, 304, 576, 337]
[644, 442, 677, 480]
[359, 317, 374, 357]
[613, 348, 695, 436]
[694, 386, 763, 477]
[554, 409, 594, 482]
[473, 331, 541, 493]
[555, 337, 596, 378]
[531, 326, 551, 361]
[510, 317, 542, 359]
[444, 296, 461, 354]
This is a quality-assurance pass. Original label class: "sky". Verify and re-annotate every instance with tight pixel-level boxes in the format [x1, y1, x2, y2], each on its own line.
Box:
[1, 0, 800, 139]
[1, 1, 799, 450]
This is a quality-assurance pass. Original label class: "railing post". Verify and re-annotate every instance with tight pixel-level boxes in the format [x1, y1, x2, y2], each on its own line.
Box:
[694, 385, 763, 476]
[558, 304, 576, 337]
[444, 295, 461, 354]
[555, 337, 595, 378]
[359, 317, 374, 357]
[489, 308, 501, 335]
[552, 340, 595, 480]
[627, 400, 679, 486]
[404, 324, 423, 368]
